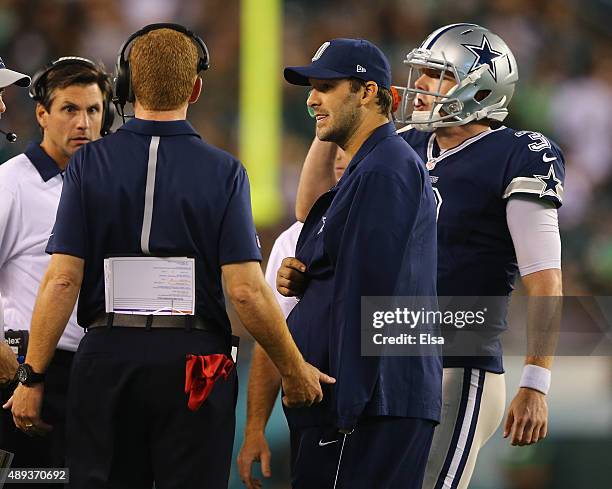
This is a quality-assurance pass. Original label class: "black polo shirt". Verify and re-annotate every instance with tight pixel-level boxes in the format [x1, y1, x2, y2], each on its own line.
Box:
[47, 118, 261, 332]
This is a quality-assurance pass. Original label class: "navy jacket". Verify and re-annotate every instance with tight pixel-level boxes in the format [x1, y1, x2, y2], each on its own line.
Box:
[286, 122, 442, 431]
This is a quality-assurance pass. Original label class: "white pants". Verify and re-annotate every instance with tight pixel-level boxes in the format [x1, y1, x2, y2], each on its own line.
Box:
[422, 368, 506, 489]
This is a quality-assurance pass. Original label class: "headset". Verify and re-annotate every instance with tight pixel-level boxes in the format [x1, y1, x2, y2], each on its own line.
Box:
[29, 56, 115, 136]
[113, 23, 210, 120]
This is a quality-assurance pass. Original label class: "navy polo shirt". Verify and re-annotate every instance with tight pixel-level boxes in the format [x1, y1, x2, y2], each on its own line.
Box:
[47, 118, 262, 332]
[285, 122, 442, 431]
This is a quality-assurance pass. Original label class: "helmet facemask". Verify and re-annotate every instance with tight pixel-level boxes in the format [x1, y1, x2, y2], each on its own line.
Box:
[397, 48, 505, 132]
[395, 21, 519, 132]
[397, 49, 462, 131]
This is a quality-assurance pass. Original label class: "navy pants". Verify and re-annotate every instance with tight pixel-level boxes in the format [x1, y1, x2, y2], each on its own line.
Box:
[290, 416, 435, 489]
[67, 327, 237, 489]
[0, 349, 73, 489]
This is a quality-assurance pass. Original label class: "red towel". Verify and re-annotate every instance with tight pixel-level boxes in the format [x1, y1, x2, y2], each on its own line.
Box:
[185, 354, 235, 411]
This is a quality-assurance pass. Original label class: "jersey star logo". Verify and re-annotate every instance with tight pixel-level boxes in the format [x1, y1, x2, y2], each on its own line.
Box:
[534, 165, 562, 198]
[462, 35, 504, 81]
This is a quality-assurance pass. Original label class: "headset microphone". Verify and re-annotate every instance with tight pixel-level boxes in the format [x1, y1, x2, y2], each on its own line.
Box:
[0, 128, 17, 143]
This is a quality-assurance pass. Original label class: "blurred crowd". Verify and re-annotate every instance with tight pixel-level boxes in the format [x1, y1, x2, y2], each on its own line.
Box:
[0, 0, 611, 294]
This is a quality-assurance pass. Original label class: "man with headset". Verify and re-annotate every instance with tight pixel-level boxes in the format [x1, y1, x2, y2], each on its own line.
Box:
[0, 57, 112, 483]
[0, 58, 30, 387]
[10, 24, 332, 489]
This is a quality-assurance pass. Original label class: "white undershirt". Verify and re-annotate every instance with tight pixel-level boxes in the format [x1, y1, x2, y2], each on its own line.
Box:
[264, 221, 303, 318]
[506, 196, 561, 276]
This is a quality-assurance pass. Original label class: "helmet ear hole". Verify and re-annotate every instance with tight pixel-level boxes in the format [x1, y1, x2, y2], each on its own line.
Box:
[474, 89, 491, 102]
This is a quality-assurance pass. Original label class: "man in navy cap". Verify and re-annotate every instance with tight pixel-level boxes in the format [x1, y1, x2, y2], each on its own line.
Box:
[239, 38, 442, 489]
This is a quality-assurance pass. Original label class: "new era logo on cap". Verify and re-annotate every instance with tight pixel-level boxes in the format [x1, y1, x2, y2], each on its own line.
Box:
[284, 38, 391, 89]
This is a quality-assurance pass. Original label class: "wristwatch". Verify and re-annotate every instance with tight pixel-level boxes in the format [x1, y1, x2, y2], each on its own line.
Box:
[15, 363, 45, 386]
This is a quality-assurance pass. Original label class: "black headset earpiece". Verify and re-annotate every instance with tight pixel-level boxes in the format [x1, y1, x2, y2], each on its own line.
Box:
[113, 23, 210, 120]
[30, 56, 115, 136]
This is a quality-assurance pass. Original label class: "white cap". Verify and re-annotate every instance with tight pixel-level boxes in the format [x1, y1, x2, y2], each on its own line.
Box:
[0, 57, 30, 88]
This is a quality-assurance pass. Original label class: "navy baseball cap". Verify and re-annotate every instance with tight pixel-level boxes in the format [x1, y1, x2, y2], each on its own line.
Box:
[0, 57, 30, 88]
[284, 38, 391, 89]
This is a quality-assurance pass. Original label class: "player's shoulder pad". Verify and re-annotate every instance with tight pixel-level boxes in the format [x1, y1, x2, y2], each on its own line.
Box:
[501, 128, 565, 208]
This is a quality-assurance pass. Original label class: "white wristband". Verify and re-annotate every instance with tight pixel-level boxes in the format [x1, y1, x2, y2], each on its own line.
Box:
[519, 364, 551, 395]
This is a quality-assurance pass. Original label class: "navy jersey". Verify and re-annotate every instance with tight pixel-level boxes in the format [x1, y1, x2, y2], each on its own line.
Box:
[400, 126, 565, 373]
[47, 118, 261, 333]
[285, 123, 441, 431]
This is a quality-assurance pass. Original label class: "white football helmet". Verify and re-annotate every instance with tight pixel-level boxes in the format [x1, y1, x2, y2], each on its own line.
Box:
[396, 23, 519, 131]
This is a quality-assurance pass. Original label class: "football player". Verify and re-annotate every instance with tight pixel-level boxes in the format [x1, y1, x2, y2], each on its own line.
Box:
[395, 23, 563, 489]
[239, 24, 563, 489]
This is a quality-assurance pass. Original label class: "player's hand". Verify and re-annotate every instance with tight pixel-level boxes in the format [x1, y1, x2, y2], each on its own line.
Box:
[0, 342, 18, 386]
[4, 383, 53, 436]
[503, 387, 548, 446]
[281, 361, 335, 408]
[237, 430, 272, 489]
[276, 257, 308, 297]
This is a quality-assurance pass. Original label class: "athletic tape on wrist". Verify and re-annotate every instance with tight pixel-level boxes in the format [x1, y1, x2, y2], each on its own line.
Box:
[519, 364, 551, 395]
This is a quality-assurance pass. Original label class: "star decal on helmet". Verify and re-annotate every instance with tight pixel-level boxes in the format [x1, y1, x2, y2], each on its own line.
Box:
[534, 165, 562, 198]
[462, 35, 504, 81]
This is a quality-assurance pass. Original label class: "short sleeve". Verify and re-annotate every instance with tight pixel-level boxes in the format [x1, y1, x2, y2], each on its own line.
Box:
[0, 186, 16, 268]
[218, 166, 262, 265]
[46, 153, 87, 258]
[502, 131, 565, 208]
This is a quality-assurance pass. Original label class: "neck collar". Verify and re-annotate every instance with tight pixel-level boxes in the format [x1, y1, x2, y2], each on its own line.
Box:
[343, 121, 396, 180]
[25, 142, 62, 182]
[118, 118, 201, 137]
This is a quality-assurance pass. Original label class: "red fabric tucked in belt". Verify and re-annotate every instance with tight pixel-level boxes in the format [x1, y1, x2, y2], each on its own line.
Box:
[184, 354, 235, 411]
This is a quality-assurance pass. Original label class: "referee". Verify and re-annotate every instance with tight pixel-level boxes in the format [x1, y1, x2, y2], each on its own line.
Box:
[10, 24, 332, 489]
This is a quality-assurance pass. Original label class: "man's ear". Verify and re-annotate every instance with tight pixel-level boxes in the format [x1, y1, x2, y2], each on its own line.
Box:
[361, 81, 379, 106]
[189, 77, 202, 104]
[35, 102, 48, 131]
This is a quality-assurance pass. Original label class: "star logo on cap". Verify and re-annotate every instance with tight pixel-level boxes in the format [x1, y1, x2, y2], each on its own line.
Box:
[534, 165, 562, 198]
[462, 35, 504, 81]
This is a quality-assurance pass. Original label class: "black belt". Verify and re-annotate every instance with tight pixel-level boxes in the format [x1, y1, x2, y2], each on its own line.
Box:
[89, 313, 215, 332]
[88, 314, 240, 363]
